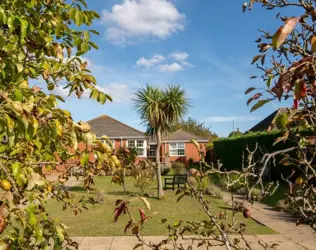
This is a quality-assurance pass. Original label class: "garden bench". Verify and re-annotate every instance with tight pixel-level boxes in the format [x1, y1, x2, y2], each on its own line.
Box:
[164, 174, 187, 190]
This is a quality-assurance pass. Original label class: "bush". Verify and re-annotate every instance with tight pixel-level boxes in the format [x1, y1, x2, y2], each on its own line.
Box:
[161, 165, 171, 176]
[218, 173, 248, 192]
[133, 161, 156, 193]
[205, 184, 223, 199]
[172, 162, 186, 175]
[250, 188, 262, 201]
[213, 130, 299, 181]
[95, 189, 106, 204]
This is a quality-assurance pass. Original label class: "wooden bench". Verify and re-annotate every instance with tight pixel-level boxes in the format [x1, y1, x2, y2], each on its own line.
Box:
[164, 174, 187, 190]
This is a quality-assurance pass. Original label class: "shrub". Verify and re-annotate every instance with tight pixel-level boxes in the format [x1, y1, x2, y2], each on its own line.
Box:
[161, 165, 171, 176]
[218, 173, 248, 192]
[95, 189, 106, 204]
[250, 188, 262, 201]
[205, 184, 223, 199]
[276, 199, 290, 212]
[213, 130, 299, 181]
[172, 162, 186, 175]
[132, 161, 156, 193]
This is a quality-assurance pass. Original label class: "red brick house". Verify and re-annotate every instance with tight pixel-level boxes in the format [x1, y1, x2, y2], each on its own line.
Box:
[88, 115, 209, 166]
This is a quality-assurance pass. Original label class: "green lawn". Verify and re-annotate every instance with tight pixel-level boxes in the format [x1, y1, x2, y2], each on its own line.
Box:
[46, 176, 275, 236]
[262, 183, 287, 207]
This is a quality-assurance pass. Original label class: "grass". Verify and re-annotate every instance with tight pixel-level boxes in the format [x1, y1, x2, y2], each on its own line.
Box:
[261, 183, 287, 207]
[46, 176, 275, 236]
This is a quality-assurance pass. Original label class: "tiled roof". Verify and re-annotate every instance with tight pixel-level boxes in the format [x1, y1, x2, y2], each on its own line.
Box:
[149, 129, 209, 143]
[247, 108, 288, 133]
[87, 115, 145, 138]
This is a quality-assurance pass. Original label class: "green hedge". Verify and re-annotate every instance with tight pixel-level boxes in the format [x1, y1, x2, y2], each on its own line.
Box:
[212, 131, 297, 181]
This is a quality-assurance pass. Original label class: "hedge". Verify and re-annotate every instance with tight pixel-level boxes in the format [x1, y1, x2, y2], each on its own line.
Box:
[212, 131, 297, 181]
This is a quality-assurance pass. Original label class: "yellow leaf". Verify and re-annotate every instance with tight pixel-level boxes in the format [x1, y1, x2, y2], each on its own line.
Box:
[55, 120, 63, 136]
[311, 36, 316, 53]
[272, 17, 299, 50]
[139, 197, 150, 210]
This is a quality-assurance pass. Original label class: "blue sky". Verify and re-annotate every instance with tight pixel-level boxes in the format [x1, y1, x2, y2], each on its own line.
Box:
[51, 0, 294, 137]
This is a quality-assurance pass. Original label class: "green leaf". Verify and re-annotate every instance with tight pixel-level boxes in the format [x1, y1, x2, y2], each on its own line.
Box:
[16, 173, 27, 187]
[31, 116, 39, 135]
[82, 74, 96, 84]
[83, 31, 90, 41]
[266, 75, 273, 88]
[89, 41, 98, 49]
[75, 11, 83, 27]
[80, 154, 89, 166]
[89, 30, 100, 35]
[7, 15, 16, 32]
[19, 19, 29, 38]
[90, 89, 99, 100]
[98, 92, 107, 104]
[81, 42, 89, 53]
[27, 211, 37, 226]
[14, 89, 23, 101]
[274, 113, 289, 128]
[250, 100, 269, 112]
[244, 87, 255, 95]
[47, 83, 55, 90]
[0, 146, 6, 153]
[69, 8, 77, 20]
[12, 162, 21, 177]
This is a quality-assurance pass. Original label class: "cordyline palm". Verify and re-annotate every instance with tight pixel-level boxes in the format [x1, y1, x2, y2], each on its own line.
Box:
[134, 84, 189, 199]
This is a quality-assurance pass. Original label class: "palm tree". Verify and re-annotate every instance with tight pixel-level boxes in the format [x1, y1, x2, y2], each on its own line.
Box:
[134, 84, 189, 199]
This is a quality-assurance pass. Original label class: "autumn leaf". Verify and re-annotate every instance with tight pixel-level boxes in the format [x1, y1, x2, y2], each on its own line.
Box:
[247, 93, 262, 106]
[311, 36, 316, 53]
[272, 17, 300, 49]
[251, 54, 263, 64]
[250, 100, 269, 112]
[139, 197, 150, 210]
[245, 87, 256, 95]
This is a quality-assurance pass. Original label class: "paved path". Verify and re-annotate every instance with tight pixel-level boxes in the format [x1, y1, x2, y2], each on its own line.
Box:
[221, 193, 316, 250]
[60, 177, 316, 249]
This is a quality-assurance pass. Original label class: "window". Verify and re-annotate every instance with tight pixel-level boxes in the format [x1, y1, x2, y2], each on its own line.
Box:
[101, 140, 115, 149]
[127, 140, 146, 157]
[148, 145, 157, 157]
[169, 143, 185, 156]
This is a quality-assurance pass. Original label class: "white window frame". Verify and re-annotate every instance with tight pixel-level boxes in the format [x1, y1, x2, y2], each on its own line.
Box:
[127, 140, 146, 157]
[101, 139, 115, 149]
[148, 145, 157, 157]
[169, 142, 185, 156]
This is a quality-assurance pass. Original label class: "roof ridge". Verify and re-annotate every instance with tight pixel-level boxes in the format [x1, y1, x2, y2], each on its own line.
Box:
[171, 128, 209, 140]
[87, 114, 145, 135]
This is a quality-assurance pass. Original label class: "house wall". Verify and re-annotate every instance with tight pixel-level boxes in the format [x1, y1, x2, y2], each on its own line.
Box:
[43, 139, 207, 175]
[161, 142, 207, 166]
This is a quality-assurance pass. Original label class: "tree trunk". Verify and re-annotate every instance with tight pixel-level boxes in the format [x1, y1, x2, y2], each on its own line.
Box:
[156, 128, 164, 199]
[122, 168, 127, 192]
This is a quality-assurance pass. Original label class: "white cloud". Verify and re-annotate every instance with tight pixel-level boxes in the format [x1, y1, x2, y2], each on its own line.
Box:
[136, 54, 165, 67]
[102, 0, 185, 45]
[52, 85, 69, 98]
[96, 83, 134, 103]
[158, 63, 183, 73]
[136, 51, 192, 73]
[170, 51, 189, 62]
[204, 116, 261, 123]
